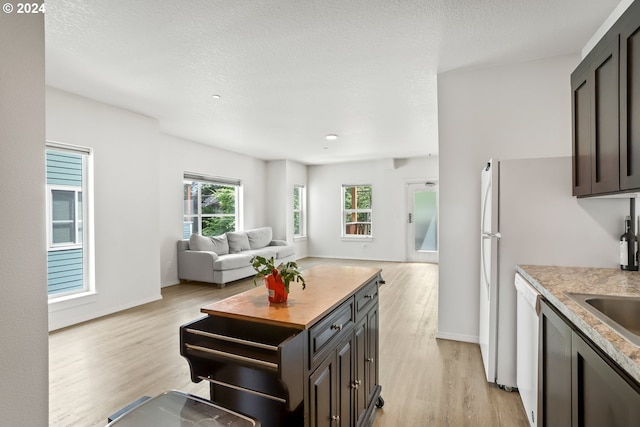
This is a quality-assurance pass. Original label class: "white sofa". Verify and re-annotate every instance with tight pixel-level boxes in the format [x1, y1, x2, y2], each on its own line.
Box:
[177, 227, 295, 287]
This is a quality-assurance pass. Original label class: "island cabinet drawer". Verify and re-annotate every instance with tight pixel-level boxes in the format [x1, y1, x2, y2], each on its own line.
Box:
[179, 315, 305, 411]
[355, 275, 379, 320]
[309, 297, 354, 369]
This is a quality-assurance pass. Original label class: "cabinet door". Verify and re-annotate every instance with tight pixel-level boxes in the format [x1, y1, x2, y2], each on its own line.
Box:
[539, 300, 572, 427]
[337, 336, 353, 427]
[354, 320, 367, 425]
[590, 34, 620, 195]
[619, 1, 640, 190]
[572, 60, 593, 196]
[365, 307, 379, 401]
[571, 333, 640, 427]
[309, 353, 337, 427]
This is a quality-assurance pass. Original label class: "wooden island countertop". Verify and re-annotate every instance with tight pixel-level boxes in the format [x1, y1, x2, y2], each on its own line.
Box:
[200, 265, 381, 330]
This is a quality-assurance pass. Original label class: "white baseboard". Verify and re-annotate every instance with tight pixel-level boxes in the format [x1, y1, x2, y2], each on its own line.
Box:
[436, 331, 479, 344]
[48, 293, 162, 331]
[305, 254, 403, 263]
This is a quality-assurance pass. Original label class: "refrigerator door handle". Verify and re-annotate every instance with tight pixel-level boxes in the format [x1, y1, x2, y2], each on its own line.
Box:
[482, 232, 501, 239]
[481, 238, 491, 296]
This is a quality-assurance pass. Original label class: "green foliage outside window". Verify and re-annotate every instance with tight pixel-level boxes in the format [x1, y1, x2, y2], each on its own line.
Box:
[294, 186, 303, 236]
[184, 180, 238, 238]
[202, 216, 235, 236]
[201, 184, 235, 215]
[343, 185, 372, 236]
[344, 185, 372, 209]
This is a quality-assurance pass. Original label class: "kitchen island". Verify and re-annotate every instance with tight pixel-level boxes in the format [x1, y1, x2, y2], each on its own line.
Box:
[516, 265, 640, 426]
[180, 265, 384, 427]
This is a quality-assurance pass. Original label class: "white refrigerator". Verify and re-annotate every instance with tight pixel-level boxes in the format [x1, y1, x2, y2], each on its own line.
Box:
[479, 157, 628, 389]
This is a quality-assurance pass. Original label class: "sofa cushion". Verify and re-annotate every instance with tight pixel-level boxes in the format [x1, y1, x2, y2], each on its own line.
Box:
[209, 234, 230, 255]
[189, 234, 216, 252]
[188, 233, 229, 255]
[212, 254, 253, 271]
[227, 231, 251, 253]
[243, 248, 278, 260]
[247, 227, 273, 250]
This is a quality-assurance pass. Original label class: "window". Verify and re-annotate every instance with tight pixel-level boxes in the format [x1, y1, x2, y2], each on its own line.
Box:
[342, 185, 372, 237]
[46, 144, 92, 298]
[50, 189, 82, 246]
[183, 173, 240, 238]
[293, 185, 306, 237]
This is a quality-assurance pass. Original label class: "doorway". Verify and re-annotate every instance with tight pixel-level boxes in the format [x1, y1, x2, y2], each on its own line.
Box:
[406, 182, 438, 263]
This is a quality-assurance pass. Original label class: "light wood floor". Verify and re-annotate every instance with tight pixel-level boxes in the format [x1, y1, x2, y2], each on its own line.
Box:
[49, 258, 528, 427]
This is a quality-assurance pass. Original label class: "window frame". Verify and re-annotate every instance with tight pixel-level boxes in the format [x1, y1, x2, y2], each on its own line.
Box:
[341, 184, 373, 239]
[293, 184, 306, 238]
[48, 185, 83, 250]
[46, 143, 94, 300]
[183, 174, 241, 238]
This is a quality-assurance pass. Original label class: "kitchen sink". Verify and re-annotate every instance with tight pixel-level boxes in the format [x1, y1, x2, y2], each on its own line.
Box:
[565, 293, 640, 346]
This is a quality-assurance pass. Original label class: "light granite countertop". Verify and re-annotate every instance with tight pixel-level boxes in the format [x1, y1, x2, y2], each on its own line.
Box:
[516, 264, 640, 384]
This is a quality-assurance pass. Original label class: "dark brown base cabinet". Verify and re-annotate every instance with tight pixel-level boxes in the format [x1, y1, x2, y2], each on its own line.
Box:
[539, 300, 640, 427]
[308, 277, 382, 427]
[539, 300, 572, 427]
[181, 270, 383, 427]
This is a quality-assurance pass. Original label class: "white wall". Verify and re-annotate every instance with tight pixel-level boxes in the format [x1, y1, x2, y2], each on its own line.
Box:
[266, 160, 310, 258]
[158, 134, 268, 286]
[437, 54, 584, 342]
[0, 11, 49, 426]
[46, 88, 270, 330]
[266, 160, 288, 240]
[46, 88, 163, 330]
[308, 157, 438, 261]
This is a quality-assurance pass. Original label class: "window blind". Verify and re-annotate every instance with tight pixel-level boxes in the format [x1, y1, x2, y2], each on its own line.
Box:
[183, 172, 241, 187]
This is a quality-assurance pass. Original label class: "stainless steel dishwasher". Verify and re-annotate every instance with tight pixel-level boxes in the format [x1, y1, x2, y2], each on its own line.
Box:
[515, 273, 541, 427]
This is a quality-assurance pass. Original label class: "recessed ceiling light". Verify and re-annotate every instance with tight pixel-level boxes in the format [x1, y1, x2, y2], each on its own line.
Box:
[212, 94, 221, 99]
[325, 134, 338, 140]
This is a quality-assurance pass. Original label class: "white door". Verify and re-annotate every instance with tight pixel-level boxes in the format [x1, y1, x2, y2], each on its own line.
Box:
[406, 182, 438, 263]
[479, 160, 499, 383]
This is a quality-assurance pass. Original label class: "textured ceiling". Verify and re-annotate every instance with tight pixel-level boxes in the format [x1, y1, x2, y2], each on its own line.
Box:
[45, 0, 621, 165]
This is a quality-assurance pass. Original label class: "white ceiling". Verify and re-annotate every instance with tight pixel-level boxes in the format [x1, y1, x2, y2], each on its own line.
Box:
[45, 0, 620, 165]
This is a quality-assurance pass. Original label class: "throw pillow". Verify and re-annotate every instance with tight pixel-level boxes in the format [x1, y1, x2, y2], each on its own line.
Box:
[189, 233, 216, 252]
[247, 227, 273, 250]
[226, 231, 251, 253]
[209, 234, 229, 255]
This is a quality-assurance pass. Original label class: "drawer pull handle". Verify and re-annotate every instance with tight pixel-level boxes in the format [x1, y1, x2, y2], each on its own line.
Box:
[331, 323, 343, 330]
[366, 357, 374, 363]
[365, 294, 375, 299]
[332, 415, 340, 422]
[185, 344, 278, 370]
[185, 328, 279, 352]
[351, 379, 361, 389]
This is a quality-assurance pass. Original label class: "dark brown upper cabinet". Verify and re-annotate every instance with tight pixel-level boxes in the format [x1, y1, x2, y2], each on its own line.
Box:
[571, 33, 620, 197]
[619, 4, 640, 190]
[572, 59, 593, 196]
[571, 0, 640, 197]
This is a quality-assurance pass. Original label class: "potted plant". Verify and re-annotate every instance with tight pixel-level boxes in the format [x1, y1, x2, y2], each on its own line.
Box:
[251, 255, 306, 303]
